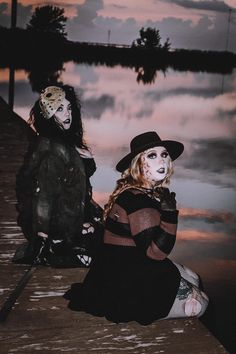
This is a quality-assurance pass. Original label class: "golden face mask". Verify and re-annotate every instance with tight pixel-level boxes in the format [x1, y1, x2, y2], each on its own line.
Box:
[39, 86, 66, 119]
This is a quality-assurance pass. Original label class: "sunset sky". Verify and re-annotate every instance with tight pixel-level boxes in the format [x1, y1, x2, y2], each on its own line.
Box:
[1, 0, 236, 52]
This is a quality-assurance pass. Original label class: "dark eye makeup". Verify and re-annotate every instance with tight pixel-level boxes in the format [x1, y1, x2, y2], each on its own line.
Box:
[147, 152, 157, 159]
[57, 103, 72, 113]
[57, 105, 64, 112]
[146, 149, 169, 159]
[161, 151, 169, 158]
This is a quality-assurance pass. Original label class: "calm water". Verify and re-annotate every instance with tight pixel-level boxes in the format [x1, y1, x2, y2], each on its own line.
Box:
[0, 63, 236, 352]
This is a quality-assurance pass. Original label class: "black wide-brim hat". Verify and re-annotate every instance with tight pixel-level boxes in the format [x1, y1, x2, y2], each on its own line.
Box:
[116, 131, 184, 172]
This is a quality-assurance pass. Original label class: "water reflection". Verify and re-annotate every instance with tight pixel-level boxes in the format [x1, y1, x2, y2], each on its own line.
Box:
[135, 65, 160, 85]
[28, 64, 64, 93]
[0, 62, 236, 351]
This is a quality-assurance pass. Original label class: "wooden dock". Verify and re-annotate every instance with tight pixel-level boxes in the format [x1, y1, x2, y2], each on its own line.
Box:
[0, 97, 228, 353]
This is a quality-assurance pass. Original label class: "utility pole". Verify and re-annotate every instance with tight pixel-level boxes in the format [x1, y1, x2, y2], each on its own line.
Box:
[225, 8, 232, 52]
[108, 29, 111, 45]
[9, 0, 17, 109]
[11, 0, 17, 29]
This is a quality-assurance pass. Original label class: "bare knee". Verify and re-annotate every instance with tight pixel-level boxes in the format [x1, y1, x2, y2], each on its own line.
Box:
[184, 291, 209, 317]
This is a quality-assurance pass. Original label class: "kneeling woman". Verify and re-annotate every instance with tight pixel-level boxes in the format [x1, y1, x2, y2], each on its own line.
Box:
[64, 131, 209, 323]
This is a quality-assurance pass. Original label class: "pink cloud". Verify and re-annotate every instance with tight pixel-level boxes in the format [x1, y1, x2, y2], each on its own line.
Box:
[177, 229, 226, 242]
[180, 207, 236, 224]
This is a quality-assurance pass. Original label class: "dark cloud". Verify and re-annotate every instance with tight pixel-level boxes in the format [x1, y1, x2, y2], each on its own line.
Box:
[175, 137, 236, 188]
[112, 5, 127, 10]
[0, 80, 38, 113]
[147, 12, 236, 52]
[61, 0, 138, 44]
[14, 82, 38, 106]
[66, 0, 106, 42]
[218, 108, 236, 120]
[145, 85, 223, 101]
[67, 7, 139, 44]
[94, 16, 138, 44]
[185, 138, 236, 171]
[161, 0, 234, 13]
[72, 65, 99, 86]
[136, 107, 153, 118]
[16, 4, 32, 28]
[180, 210, 236, 226]
[82, 94, 114, 118]
[0, 2, 10, 27]
[135, 85, 225, 121]
[0, 2, 32, 28]
[173, 237, 236, 262]
[0, 1, 6, 10]
[75, 0, 103, 26]
[0, 82, 10, 103]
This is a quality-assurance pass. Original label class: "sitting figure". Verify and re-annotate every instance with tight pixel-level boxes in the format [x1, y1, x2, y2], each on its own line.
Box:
[64, 131, 209, 322]
[13, 85, 103, 268]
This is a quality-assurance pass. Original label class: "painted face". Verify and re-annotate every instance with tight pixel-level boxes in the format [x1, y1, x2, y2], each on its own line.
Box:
[141, 146, 171, 184]
[53, 98, 72, 130]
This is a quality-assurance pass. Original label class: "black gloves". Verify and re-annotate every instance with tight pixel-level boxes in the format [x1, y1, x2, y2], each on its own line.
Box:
[31, 236, 49, 265]
[156, 187, 177, 211]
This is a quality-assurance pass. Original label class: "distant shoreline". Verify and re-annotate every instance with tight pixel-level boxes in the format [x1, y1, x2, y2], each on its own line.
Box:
[0, 27, 236, 74]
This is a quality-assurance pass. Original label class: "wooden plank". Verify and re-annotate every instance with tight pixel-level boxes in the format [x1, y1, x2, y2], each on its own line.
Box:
[0, 267, 228, 354]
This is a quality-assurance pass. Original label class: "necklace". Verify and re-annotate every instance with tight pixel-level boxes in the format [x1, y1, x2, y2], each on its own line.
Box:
[143, 187, 162, 201]
[128, 186, 162, 202]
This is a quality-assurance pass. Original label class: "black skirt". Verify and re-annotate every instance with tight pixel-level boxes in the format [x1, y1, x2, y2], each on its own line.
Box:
[63, 244, 181, 325]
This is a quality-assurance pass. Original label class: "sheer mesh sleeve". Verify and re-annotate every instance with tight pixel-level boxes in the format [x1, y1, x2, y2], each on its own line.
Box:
[125, 192, 178, 260]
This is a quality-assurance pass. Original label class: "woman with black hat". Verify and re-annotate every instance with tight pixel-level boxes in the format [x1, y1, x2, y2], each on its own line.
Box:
[64, 131, 208, 322]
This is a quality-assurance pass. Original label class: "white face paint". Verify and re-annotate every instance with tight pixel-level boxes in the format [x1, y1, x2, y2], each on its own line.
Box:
[141, 146, 171, 185]
[53, 98, 72, 130]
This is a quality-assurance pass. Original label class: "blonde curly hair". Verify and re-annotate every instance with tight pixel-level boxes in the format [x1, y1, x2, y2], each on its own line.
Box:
[103, 151, 173, 221]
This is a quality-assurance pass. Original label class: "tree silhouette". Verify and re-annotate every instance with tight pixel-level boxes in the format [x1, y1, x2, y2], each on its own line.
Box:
[27, 5, 67, 37]
[132, 27, 161, 49]
[162, 37, 171, 52]
[135, 66, 158, 85]
[132, 27, 171, 51]
[28, 64, 64, 93]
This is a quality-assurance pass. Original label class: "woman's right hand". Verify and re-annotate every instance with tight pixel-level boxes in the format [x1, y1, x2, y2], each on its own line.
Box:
[77, 147, 93, 159]
[32, 235, 49, 264]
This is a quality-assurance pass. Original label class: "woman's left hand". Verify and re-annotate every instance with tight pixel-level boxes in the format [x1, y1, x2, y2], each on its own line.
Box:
[157, 187, 177, 211]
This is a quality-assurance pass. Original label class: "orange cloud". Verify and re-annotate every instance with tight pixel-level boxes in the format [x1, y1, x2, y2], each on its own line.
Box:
[5, 1, 85, 18]
[0, 69, 27, 83]
[179, 207, 235, 224]
[177, 229, 226, 242]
